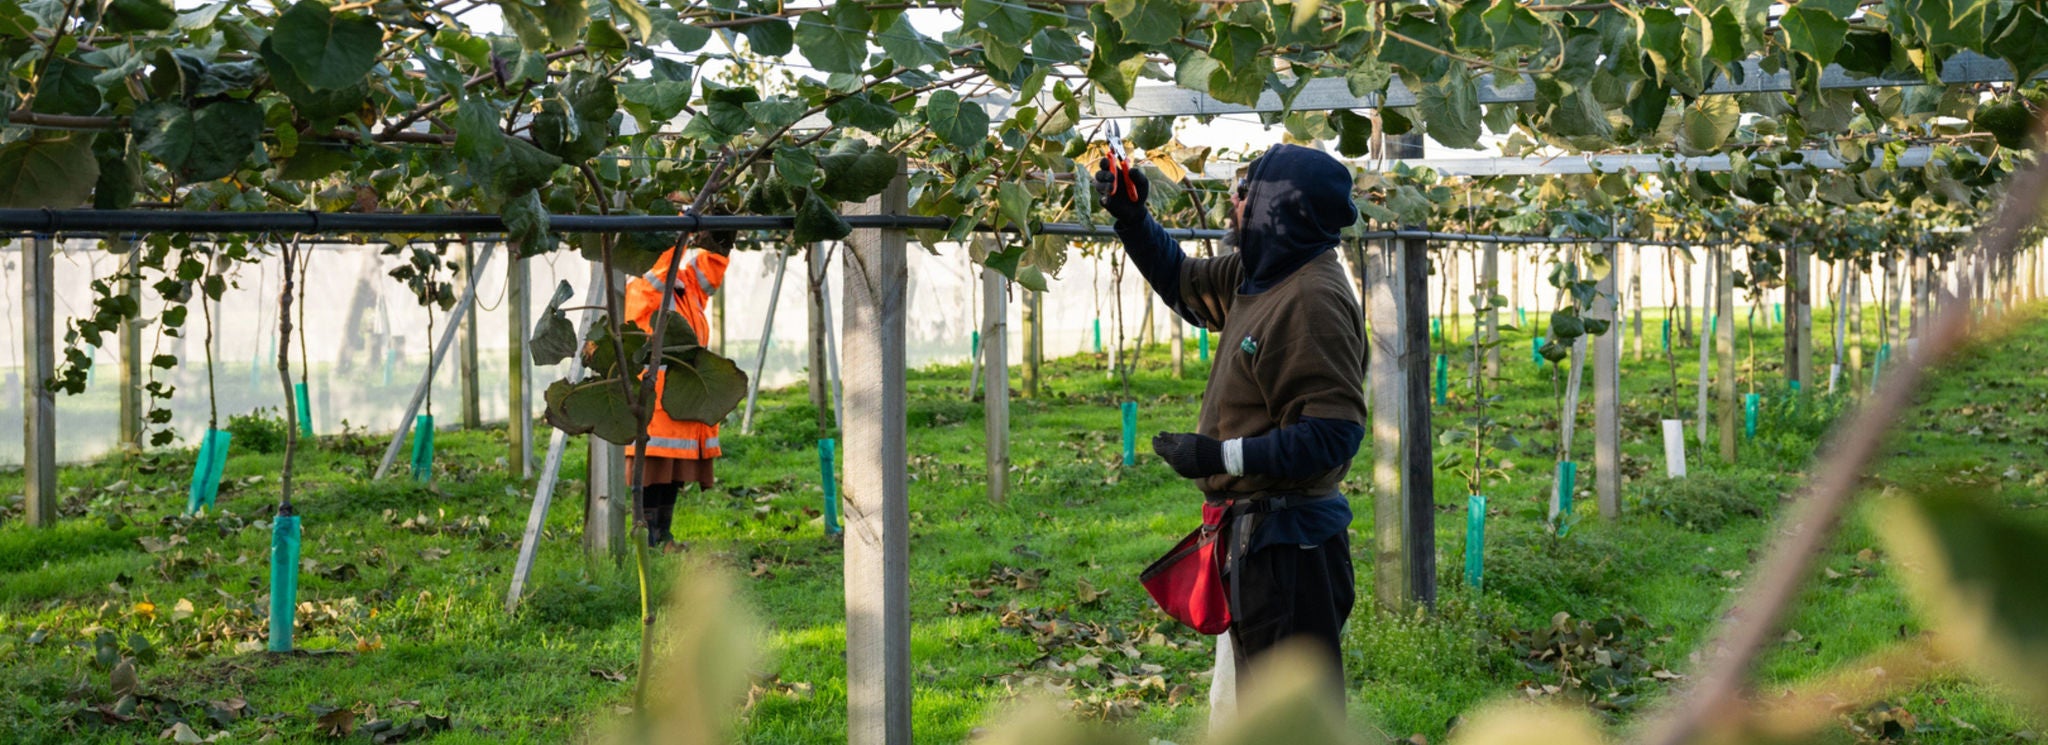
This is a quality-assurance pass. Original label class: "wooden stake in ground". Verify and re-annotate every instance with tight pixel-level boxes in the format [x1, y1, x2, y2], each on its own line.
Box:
[508, 251, 533, 478]
[982, 264, 1009, 503]
[841, 165, 912, 745]
[807, 243, 833, 431]
[23, 235, 57, 526]
[1594, 243, 1621, 518]
[1401, 236, 1438, 608]
[1365, 238, 1409, 611]
[459, 243, 482, 430]
[1719, 246, 1738, 463]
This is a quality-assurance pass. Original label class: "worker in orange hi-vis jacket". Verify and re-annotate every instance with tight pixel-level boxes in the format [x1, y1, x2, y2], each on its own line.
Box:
[621, 231, 733, 547]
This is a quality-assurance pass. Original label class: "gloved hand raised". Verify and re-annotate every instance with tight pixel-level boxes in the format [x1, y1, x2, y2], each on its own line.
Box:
[1152, 431, 1224, 479]
[1094, 158, 1151, 223]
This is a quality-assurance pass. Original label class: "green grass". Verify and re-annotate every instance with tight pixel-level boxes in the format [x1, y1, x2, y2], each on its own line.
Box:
[3, 302, 2045, 743]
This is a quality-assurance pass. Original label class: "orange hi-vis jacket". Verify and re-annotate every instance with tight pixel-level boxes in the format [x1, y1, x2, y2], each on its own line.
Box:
[623, 247, 729, 459]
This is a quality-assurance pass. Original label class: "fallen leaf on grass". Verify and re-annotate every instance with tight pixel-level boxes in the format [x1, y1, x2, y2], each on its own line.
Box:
[111, 659, 139, 698]
[590, 667, 628, 683]
[313, 705, 356, 736]
[417, 548, 450, 562]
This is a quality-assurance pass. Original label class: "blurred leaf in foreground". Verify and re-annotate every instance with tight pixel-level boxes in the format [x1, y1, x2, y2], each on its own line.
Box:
[1882, 489, 2048, 720]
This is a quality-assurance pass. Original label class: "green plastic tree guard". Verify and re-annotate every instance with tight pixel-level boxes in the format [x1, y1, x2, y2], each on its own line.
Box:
[971, 330, 980, 357]
[1121, 402, 1138, 466]
[1774, 303, 1783, 324]
[1198, 329, 1210, 362]
[1744, 392, 1761, 440]
[1555, 461, 1577, 537]
[409, 414, 436, 483]
[186, 430, 233, 514]
[294, 382, 314, 437]
[1662, 319, 1671, 351]
[268, 511, 301, 652]
[383, 346, 396, 386]
[1532, 336, 1546, 365]
[1093, 319, 1102, 354]
[1464, 495, 1486, 590]
[819, 439, 840, 536]
[1517, 307, 1526, 326]
[1435, 354, 1448, 406]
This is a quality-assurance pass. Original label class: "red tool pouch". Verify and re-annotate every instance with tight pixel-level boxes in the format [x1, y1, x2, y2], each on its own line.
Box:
[1140, 502, 1232, 635]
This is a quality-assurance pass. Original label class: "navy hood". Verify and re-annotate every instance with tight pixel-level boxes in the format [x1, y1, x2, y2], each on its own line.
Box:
[1235, 144, 1357, 294]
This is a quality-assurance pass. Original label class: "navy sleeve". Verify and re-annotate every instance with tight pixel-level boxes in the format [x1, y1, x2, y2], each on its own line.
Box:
[1112, 214, 1203, 325]
[1238, 416, 1365, 479]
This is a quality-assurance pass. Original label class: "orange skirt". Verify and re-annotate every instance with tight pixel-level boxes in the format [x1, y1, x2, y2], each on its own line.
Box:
[625, 455, 716, 489]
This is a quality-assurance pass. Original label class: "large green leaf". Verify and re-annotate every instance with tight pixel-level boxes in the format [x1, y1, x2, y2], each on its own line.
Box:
[742, 18, 793, 55]
[1677, 95, 1739, 155]
[826, 91, 900, 132]
[530, 280, 579, 366]
[491, 136, 564, 195]
[1635, 8, 1685, 81]
[878, 13, 946, 69]
[31, 58, 101, 116]
[794, 1, 871, 74]
[1990, 5, 2048, 86]
[271, 0, 382, 91]
[997, 181, 1031, 236]
[1419, 69, 1482, 149]
[100, 0, 174, 32]
[792, 189, 851, 244]
[1481, 0, 1545, 52]
[539, 0, 587, 47]
[619, 80, 693, 127]
[1884, 490, 2048, 720]
[1106, 0, 1178, 45]
[924, 90, 990, 149]
[543, 379, 641, 444]
[1704, 6, 1744, 65]
[92, 133, 138, 210]
[258, 38, 369, 125]
[0, 135, 98, 208]
[659, 347, 748, 425]
[1780, 6, 1849, 66]
[135, 100, 263, 182]
[816, 140, 898, 202]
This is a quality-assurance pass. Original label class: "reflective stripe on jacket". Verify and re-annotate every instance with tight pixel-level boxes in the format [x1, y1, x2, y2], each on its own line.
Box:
[623, 247, 729, 459]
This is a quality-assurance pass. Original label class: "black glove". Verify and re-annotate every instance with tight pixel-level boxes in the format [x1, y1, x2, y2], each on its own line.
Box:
[1152, 431, 1224, 479]
[1094, 158, 1151, 223]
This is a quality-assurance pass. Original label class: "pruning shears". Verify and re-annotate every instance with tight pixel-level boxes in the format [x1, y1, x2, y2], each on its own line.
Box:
[1103, 121, 1139, 201]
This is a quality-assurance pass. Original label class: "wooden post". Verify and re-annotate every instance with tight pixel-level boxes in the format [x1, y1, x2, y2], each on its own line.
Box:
[1364, 238, 1407, 611]
[1695, 250, 1713, 449]
[1848, 265, 1864, 389]
[1594, 244, 1620, 519]
[1784, 247, 1803, 385]
[1557, 335, 1587, 523]
[23, 236, 57, 526]
[1795, 247, 1814, 384]
[1482, 243, 1500, 379]
[583, 441, 628, 553]
[1631, 245, 1645, 361]
[1399, 236, 1438, 609]
[1022, 290, 1043, 396]
[982, 265, 1010, 503]
[1718, 248, 1738, 463]
[807, 244, 833, 431]
[508, 251, 533, 478]
[842, 164, 912, 745]
[459, 243, 483, 429]
[117, 239, 143, 452]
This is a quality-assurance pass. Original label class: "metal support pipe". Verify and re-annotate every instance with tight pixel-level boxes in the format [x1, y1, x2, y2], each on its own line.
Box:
[740, 248, 790, 434]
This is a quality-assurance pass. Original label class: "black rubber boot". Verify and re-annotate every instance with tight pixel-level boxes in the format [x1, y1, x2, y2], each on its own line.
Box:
[643, 483, 680, 548]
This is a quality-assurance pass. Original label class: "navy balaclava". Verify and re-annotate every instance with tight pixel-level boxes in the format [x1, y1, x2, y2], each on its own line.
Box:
[1233, 144, 1357, 294]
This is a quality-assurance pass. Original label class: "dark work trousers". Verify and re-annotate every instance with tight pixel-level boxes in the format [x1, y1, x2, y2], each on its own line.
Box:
[1224, 530, 1355, 709]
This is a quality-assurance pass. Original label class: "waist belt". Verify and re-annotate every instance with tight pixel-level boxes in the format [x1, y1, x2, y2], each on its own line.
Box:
[1203, 490, 1343, 514]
